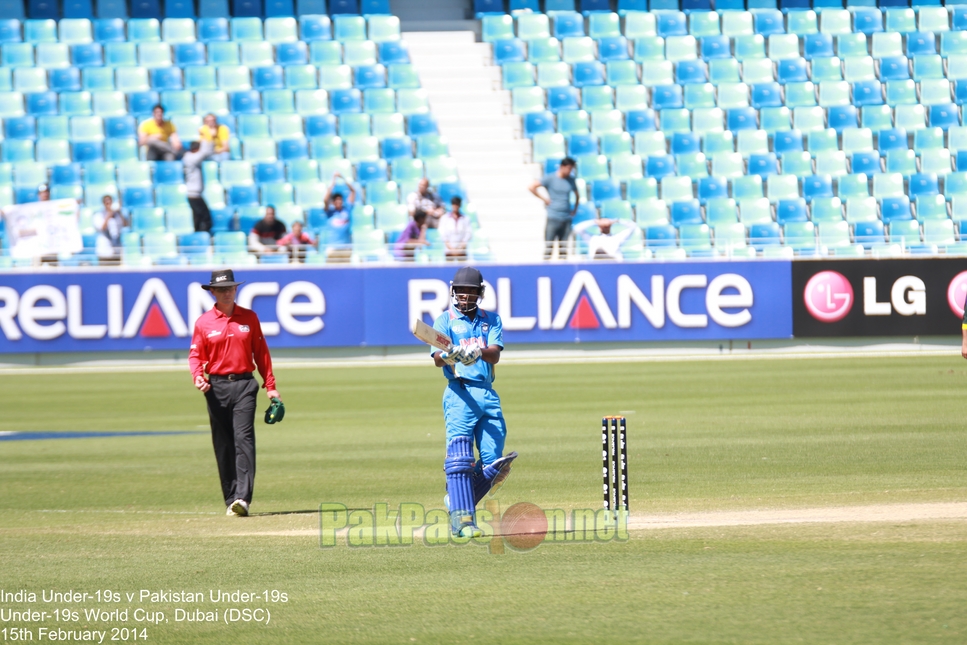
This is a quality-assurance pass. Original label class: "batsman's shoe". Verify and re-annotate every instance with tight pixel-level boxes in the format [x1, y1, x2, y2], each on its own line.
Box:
[456, 523, 483, 539]
[228, 499, 249, 517]
[488, 451, 518, 496]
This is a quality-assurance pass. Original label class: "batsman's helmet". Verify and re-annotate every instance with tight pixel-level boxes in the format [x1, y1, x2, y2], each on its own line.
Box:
[450, 266, 485, 314]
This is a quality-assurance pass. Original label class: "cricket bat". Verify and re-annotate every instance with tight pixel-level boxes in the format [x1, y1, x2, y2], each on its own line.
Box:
[412, 319, 451, 352]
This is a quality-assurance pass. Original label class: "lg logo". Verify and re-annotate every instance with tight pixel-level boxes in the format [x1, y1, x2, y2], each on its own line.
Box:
[804, 271, 853, 322]
[804, 271, 927, 323]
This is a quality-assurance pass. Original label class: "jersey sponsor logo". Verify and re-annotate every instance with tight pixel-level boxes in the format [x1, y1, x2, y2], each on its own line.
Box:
[451, 322, 467, 333]
[238, 325, 250, 332]
[207, 329, 222, 338]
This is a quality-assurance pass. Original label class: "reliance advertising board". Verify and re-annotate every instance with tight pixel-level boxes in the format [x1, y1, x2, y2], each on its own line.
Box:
[0, 261, 792, 353]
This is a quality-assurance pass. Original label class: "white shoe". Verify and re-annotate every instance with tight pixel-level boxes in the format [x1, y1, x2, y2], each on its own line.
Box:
[228, 499, 249, 517]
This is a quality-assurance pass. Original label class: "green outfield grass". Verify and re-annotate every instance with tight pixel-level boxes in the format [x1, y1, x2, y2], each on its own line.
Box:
[2, 357, 966, 644]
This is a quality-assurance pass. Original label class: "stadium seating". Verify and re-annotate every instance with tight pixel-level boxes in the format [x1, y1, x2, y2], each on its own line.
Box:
[0, 10, 481, 265]
[496, 5, 967, 257]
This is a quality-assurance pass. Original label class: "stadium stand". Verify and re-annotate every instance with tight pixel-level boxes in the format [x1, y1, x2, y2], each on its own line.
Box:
[493, 4, 967, 258]
[0, 5, 485, 266]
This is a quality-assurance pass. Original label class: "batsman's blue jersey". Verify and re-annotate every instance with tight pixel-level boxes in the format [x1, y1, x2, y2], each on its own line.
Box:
[431, 307, 503, 386]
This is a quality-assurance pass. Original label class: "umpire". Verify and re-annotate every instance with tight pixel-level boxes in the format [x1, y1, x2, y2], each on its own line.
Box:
[188, 269, 282, 517]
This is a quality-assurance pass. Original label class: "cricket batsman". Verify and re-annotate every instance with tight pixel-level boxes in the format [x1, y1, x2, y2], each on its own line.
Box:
[431, 266, 517, 538]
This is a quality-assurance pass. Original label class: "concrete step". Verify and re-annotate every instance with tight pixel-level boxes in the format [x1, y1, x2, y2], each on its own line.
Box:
[401, 31, 477, 45]
[448, 139, 531, 154]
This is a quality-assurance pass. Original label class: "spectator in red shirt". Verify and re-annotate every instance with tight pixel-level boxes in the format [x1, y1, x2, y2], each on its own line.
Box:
[278, 221, 315, 263]
[188, 269, 282, 517]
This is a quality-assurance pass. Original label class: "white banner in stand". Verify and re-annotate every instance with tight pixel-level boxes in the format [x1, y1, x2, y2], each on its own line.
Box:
[2, 199, 83, 259]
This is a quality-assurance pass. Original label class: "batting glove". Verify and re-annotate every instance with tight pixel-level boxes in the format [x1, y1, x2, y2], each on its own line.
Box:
[460, 347, 482, 365]
[440, 346, 463, 365]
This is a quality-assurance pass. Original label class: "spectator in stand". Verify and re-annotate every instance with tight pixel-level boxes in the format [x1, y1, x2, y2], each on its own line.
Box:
[248, 205, 287, 254]
[138, 104, 182, 161]
[198, 113, 231, 162]
[323, 172, 355, 262]
[529, 157, 579, 260]
[393, 208, 430, 261]
[92, 194, 127, 262]
[37, 184, 50, 201]
[438, 196, 472, 261]
[278, 221, 315, 263]
[406, 178, 446, 228]
[183, 140, 215, 232]
[572, 216, 637, 261]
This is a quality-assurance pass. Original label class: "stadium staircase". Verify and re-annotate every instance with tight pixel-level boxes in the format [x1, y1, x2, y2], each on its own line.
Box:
[404, 29, 546, 262]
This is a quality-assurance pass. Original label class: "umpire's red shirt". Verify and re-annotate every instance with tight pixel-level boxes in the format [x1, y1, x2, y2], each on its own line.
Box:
[189, 305, 276, 390]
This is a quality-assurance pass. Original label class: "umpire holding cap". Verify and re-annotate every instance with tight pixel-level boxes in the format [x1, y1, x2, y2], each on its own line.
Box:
[189, 269, 282, 517]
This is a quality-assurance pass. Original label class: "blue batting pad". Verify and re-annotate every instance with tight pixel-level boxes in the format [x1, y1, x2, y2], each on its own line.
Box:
[444, 435, 476, 532]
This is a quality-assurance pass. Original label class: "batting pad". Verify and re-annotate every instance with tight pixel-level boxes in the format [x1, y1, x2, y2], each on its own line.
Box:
[444, 436, 476, 531]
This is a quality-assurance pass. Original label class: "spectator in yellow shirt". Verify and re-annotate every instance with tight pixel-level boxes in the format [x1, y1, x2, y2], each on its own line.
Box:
[137, 104, 182, 161]
[198, 113, 231, 161]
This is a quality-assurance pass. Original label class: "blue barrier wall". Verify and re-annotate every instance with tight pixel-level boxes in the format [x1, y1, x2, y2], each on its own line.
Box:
[0, 261, 793, 353]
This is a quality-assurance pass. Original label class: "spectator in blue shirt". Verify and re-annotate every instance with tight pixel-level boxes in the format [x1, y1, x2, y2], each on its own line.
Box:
[323, 172, 355, 262]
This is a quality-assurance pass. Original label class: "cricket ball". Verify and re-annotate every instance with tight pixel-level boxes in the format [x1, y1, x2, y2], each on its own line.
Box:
[500, 502, 547, 551]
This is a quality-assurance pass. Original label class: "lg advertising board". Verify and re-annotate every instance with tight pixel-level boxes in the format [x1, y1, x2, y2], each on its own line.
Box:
[792, 259, 967, 337]
[0, 262, 792, 353]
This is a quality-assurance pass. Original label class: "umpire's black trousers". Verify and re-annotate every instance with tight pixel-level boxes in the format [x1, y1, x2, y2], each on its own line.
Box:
[205, 374, 259, 505]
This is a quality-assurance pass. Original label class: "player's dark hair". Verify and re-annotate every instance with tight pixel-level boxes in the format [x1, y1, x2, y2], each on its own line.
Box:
[560, 157, 576, 168]
[152, 104, 164, 113]
[451, 196, 462, 206]
[413, 208, 427, 222]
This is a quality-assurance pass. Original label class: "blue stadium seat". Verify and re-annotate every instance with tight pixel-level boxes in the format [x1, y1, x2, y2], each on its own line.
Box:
[524, 111, 555, 138]
[174, 42, 206, 66]
[828, 105, 859, 132]
[573, 62, 605, 87]
[671, 200, 702, 226]
[278, 42, 308, 65]
[701, 35, 730, 60]
[728, 107, 757, 131]
[72, 141, 103, 162]
[279, 138, 308, 159]
[854, 220, 885, 249]
[129, 91, 159, 115]
[51, 69, 82, 92]
[548, 87, 580, 113]
[228, 184, 259, 206]
[254, 66, 284, 91]
[299, 15, 332, 42]
[657, 12, 687, 38]
[653, 85, 683, 110]
[676, 60, 707, 85]
[198, 18, 229, 42]
[104, 115, 136, 138]
[878, 128, 907, 151]
[754, 10, 784, 36]
[749, 153, 779, 177]
[749, 222, 780, 251]
[71, 42, 103, 67]
[5, 116, 36, 139]
[850, 151, 881, 175]
[553, 12, 584, 39]
[330, 88, 361, 114]
[646, 155, 674, 179]
[123, 185, 155, 207]
[150, 68, 183, 90]
[804, 33, 834, 60]
[774, 130, 804, 154]
[907, 32, 936, 56]
[255, 161, 285, 183]
[52, 163, 83, 185]
[698, 176, 727, 203]
[646, 224, 677, 248]
[598, 37, 629, 62]
[909, 172, 938, 198]
[381, 137, 412, 159]
[777, 58, 808, 84]
[406, 114, 437, 137]
[803, 174, 833, 202]
[306, 114, 337, 137]
[626, 109, 656, 133]
[930, 105, 960, 131]
[776, 198, 808, 224]
[591, 178, 620, 203]
[853, 9, 883, 36]
[154, 161, 183, 184]
[231, 90, 261, 113]
[568, 133, 598, 156]
[26, 91, 57, 115]
[881, 195, 912, 223]
[752, 83, 783, 109]
[671, 132, 700, 155]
